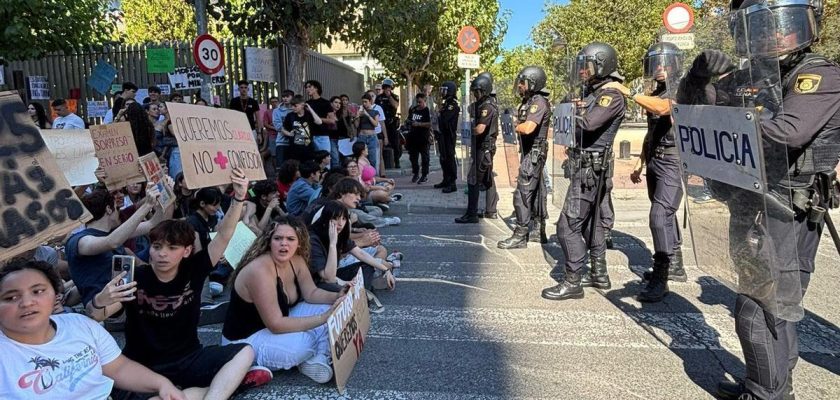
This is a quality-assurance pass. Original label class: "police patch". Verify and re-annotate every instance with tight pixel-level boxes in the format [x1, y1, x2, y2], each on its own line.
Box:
[795, 74, 822, 94]
[529, 104, 539, 113]
[598, 96, 613, 107]
[481, 109, 488, 117]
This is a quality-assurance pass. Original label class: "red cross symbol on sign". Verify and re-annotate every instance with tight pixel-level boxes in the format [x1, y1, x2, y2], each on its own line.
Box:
[213, 151, 229, 170]
[457, 26, 481, 54]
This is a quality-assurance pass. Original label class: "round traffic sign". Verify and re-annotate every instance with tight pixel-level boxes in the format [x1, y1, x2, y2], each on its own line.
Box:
[457, 26, 481, 54]
[662, 3, 695, 34]
[193, 34, 225, 75]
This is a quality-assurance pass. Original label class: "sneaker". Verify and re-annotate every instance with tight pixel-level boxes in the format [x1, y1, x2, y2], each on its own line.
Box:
[209, 282, 224, 297]
[199, 301, 229, 326]
[386, 251, 404, 276]
[238, 366, 272, 392]
[384, 217, 401, 226]
[390, 193, 404, 202]
[299, 354, 333, 384]
[376, 203, 390, 213]
[411, 174, 419, 183]
[367, 290, 385, 313]
[417, 175, 428, 184]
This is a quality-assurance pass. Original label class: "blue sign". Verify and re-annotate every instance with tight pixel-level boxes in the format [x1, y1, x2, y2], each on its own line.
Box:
[87, 60, 117, 95]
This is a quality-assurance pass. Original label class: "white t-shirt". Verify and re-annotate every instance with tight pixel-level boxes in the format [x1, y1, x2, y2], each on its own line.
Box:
[52, 113, 85, 130]
[372, 104, 385, 135]
[0, 314, 122, 399]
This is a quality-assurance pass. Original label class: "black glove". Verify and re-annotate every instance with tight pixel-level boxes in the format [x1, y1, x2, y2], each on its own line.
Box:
[689, 50, 734, 79]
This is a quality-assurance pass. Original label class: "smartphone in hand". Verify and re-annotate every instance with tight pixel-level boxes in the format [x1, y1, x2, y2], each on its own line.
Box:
[112, 255, 135, 286]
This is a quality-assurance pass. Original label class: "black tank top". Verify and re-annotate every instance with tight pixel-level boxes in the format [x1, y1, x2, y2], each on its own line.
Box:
[222, 261, 303, 341]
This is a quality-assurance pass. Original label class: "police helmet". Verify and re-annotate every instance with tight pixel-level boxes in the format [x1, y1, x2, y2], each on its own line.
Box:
[470, 73, 493, 99]
[439, 81, 458, 98]
[729, 0, 822, 58]
[516, 66, 548, 95]
[382, 78, 395, 88]
[643, 42, 684, 80]
[575, 42, 620, 84]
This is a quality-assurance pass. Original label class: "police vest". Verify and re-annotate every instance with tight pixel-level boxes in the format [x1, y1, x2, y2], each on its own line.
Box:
[473, 97, 499, 150]
[580, 88, 624, 152]
[517, 94, 551, 154]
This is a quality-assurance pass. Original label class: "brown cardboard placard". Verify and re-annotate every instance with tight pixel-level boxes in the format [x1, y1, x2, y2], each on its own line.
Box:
[166, 102, 266, 189]
[327, 269, 370, 394]
[138, 153, 175, 209]
[0, 91, 92, 262]
[90, 122, 145, 190]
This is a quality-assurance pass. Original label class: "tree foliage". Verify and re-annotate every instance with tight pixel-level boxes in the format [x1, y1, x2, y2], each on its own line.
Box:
[486, 45, 555, 111]
[0, 0, 115, 61]
[116, 0, 232, 44]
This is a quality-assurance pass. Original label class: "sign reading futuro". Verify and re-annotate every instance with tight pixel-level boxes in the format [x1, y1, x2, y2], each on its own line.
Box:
[671, 105, 765, 193]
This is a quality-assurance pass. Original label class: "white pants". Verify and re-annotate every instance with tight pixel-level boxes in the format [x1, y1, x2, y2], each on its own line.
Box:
[222, 302, 331, 370]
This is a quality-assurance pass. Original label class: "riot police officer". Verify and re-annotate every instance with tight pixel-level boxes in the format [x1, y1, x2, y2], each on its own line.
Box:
[677, 1, 840, 398]
[542, 42, 626, 300]
[455, 73, 499, 223]
[376, 78, 401, 168]
[435, 81, 461, 193]
[498, 66, 552, 248]
[608, 42, 688, 303]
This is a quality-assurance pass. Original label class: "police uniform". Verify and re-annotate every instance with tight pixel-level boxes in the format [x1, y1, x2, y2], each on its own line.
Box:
[376, 91, 401, 167]
[462, 97, 499, 219]
[438, 96, 461, 190]
[512, 94, 551, 237]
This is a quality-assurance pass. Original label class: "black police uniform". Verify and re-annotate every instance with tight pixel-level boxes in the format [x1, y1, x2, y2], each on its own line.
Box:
[406, 105, 432, 178]
[438, 97, 461, 189]
[465, 97, 499, 217]
[513, 93, 551, 236]
[376, 92, 401, 167]
[681, 52, 840, 400]
[557, 82, 625, 276]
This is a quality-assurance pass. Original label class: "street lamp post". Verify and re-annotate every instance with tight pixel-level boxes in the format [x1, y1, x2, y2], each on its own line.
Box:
[552, 36, 571, 99]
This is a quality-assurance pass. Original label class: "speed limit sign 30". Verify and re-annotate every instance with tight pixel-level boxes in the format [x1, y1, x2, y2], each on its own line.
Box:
[193, 34, 225, 75]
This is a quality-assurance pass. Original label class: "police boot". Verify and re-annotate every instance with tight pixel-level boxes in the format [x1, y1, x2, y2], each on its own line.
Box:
[643, 249, 688, 282]
[454, 213, 479, 224]
[605, 228, 614, 249]
[498, 225, 529, 249]
[528, 220, 548, 243]
[580, 255, 611, 290]
[717, 378, 796, 400]
[541, 269, 584, 300]
[638, 261, 669, 303]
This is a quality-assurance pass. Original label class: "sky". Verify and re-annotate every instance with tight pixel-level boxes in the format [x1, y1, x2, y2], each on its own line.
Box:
[498, 0, 561, 50]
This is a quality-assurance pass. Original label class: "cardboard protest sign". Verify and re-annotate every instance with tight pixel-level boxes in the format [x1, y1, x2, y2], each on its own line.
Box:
[245, 47, 279, 83]
[87, 100, 110, 118]
[90, 122, 145, 189]
[208, 222, 257, 269]
[0, 91, 92, 261]
[87, 60, 117, 95]
[327, 269, 370, 394]
[167, 102, 266, 189]
[168, 66, 227, 90]
[27, 76, 50, 100]
[138, 153, 175, 208]
[40, 129, 99, 186]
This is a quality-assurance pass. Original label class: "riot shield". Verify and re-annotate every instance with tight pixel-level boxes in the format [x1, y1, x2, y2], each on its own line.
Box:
[671, 7, 802, 321]
[498, 108, 521, 186]
[550, 101, 581, 217]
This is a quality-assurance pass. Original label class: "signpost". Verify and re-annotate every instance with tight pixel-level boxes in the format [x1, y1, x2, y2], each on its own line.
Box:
[456, 26, 481, 181]
[662, 3, 695, 34]
[457, 53, 481, 69]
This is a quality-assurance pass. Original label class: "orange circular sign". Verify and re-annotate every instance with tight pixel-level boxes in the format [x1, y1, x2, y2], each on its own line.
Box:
[457, 26, 481, 54]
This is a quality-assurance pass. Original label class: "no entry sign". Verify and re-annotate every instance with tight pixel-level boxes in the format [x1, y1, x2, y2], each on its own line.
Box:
[193, 34, 226, 75]
[662, 3, 695, 34]
[457, 26, 481, 54]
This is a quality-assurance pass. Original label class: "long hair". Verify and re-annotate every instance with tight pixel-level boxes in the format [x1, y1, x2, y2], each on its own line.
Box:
[125, 102, 154, 152]
[30, 103, 51, 129]
[230, 216, 311, 285]
[308, 200, 351, 253]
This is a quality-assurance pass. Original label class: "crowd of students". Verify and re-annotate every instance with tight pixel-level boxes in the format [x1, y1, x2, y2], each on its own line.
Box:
[1, 79, 410, 399]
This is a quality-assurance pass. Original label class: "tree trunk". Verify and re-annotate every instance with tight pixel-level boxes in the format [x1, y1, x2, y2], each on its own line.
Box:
[285, 36, 308, 94]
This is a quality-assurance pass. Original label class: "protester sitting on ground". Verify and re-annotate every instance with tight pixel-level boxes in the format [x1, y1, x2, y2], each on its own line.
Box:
[195, 98, 208, 106]
[282, 95, 322, 162]
[276, 159, 300, 207]
[313, 150, 331, 173]
[220, 216, 347, 384]
[65, 185, 172, 309]
[186, 187, 227, 305]
[242, 180, 284, 235]
[88, 169, 272, 398]
[329, 176, 400, 228]
[306, 201, 396, 294]
[28, 102, 52, 129]
[343, 158, 398, 208]
[0, 259, 188, 400]
[352, 141, 398, 195]
[286, 161, 322, 217]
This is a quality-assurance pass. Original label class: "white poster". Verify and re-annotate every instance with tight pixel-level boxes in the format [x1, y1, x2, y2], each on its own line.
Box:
[245, 47, 279, 83]
[28, 76, 50, 100]
[40, 129, 99, 186]
[87, 100, 110, 118]
[168, 66, 227, 90]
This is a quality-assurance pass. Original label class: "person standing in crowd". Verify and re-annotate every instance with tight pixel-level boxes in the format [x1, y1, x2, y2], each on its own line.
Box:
[273, 90, 295, 171]
[229, 80, 261, 136]
[169, 93, 184, 103]
[305, 80, 338, 160]
[144, 85, 162, 106]
[498, 66, 552, 249]
[124, 101, 156, 157]
[333, 94, 356, 162]
[356, 93, 381, 173]
[262, 96, 281, 178]
[542, 42, 626, 301]
[609, 42, 687, 303]
[406, 93, 432, 184]
[455, 73, 499, 224]
[242, 180, 284, 235]
[282, 95, 322, 162]
[111, 82, 138, 118]
[376, 79, 401, 168]
[28, 102, 52, 129]
[435, 81, 460, 193]
[365, 89, 388, 175]
[51, 98, 85, 129]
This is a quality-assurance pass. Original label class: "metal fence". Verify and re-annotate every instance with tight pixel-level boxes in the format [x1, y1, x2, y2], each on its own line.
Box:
[0, 38, 363, 121]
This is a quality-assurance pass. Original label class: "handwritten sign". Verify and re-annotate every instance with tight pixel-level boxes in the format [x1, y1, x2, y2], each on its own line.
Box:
[0, 91, 92, 261]
[167, 102, 266, 189]
[327, 269, 370, 394]
[146, 47, 176, 73]
[139, 153, 175, 209]
[40, 129, 99, 186]
[87, 100, 110, 118]
[208, 222, 256, 269]
[28, 76, 50, 100]
[168, 66, 227, 90]
[245, 47, 279, 83]
[87, 60, 117, 95]
[90, 122, 145, 189]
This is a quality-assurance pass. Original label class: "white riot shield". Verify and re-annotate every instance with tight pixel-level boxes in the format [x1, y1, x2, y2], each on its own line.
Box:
[550, 102, 581, 217]
[673, 7, 802, 321]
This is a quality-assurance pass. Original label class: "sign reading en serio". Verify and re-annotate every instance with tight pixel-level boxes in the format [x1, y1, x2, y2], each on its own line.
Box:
[671, 104, 764, 193]
[168, 66, 227, 90]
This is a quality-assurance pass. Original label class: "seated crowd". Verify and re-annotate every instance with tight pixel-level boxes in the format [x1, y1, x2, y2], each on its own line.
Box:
[0, 82, 408, 399]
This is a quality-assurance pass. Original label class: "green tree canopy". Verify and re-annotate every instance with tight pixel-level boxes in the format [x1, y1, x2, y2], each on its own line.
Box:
[116, 0, 231, 44]
[0, 0, 115, 61]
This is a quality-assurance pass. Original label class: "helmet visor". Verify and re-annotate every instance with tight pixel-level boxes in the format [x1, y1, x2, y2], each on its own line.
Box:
[643, 53, 683, 80]
[732, 4, 817, 57]
[572, 55, 597, 88]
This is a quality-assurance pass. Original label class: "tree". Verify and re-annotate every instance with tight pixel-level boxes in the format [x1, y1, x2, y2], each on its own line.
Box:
[486, 45, 556, 110]
[116, 0, 232, 44]
[0, 0, 115, 61]
[348, 0, 509, 97]
[220, 0, 361, 93]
